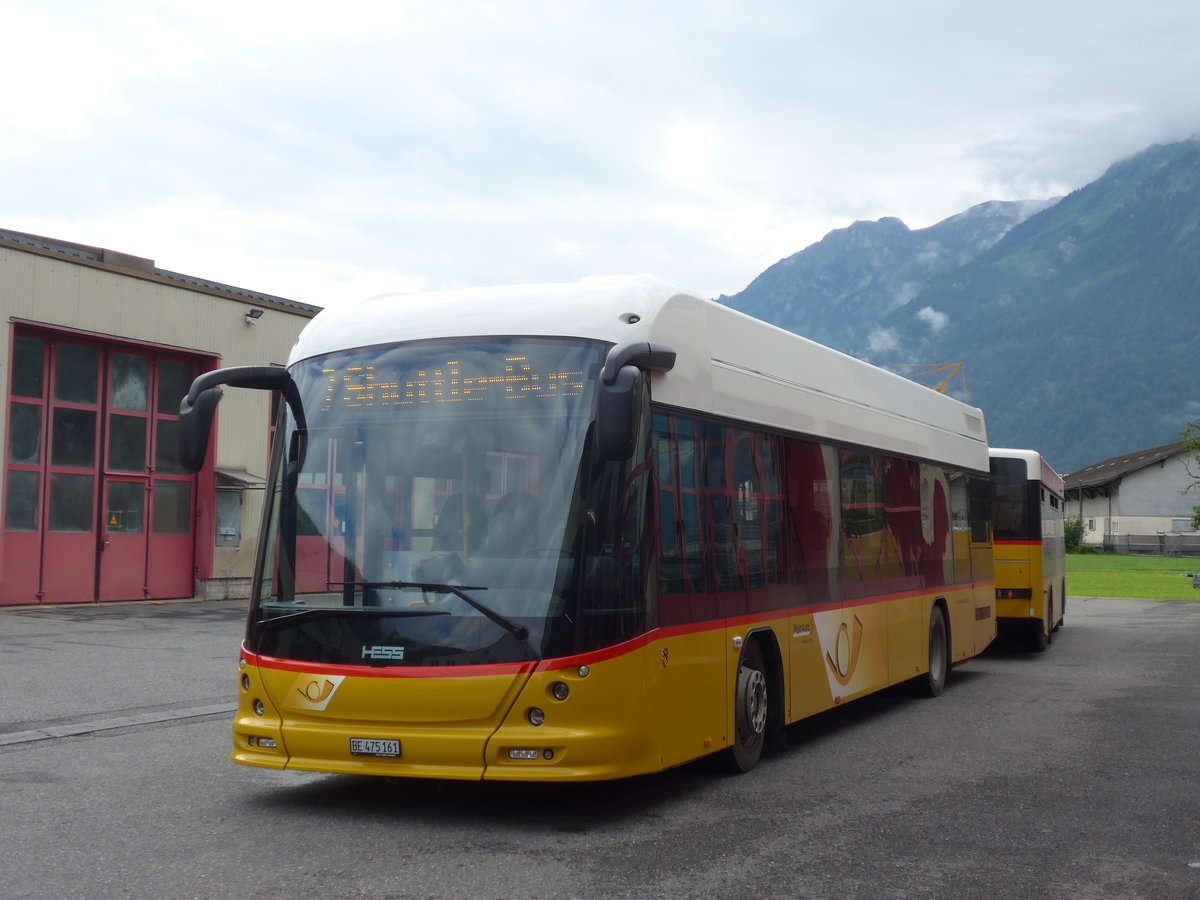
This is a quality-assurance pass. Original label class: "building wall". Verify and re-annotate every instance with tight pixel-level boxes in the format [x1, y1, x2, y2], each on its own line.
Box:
[1074, 491, 1113, 544]
[1071, 453, 1200, 545]
[1, 239, 314, 603]
[1120, 455, 1198, 518]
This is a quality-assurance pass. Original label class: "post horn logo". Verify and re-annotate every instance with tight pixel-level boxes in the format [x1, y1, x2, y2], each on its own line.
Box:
[826, 614, 865, 686]
[287, 674, 345, 711]
[300, 679, 337, 703]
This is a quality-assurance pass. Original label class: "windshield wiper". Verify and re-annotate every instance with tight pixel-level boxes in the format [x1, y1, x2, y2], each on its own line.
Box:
[339, 580, 534, 646]
[255, 605, 450, 632]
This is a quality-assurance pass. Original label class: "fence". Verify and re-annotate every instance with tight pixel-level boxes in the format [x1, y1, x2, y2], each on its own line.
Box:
[1103, 534, 1200, 557]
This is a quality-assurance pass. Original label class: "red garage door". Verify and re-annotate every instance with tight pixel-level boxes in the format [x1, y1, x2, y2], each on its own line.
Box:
[2, 330, 200, 605]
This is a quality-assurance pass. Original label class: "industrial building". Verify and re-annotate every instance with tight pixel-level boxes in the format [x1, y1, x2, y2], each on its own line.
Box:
[0, 228, 319, 606]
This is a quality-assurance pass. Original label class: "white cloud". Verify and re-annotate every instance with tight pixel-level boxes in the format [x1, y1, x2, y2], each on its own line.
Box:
[891, 282, 921, 310]
[867, 328, 901, 355]
[916, 306, 950, 334]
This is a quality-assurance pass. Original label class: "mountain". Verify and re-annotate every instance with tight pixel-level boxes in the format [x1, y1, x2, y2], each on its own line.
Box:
[859, 136, 1200, 473]
[718, 198, 1057, 352]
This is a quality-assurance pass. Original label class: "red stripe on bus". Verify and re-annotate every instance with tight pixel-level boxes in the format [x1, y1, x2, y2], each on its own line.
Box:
[242, 578, 993, 678]
[243, 646, 539, 679]
[243, 578, 993, 676]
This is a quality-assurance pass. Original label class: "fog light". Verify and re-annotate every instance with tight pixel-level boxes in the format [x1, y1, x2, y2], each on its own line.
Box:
[257, 737, 277, 749]
[528, 707, 545, 726]
[578, 665, 590, 677]
[241, 674, 250, 691]
[253, 699, 266, 716]
[551, 681, 570, 701]
[543, 749, 554, 760]
[508, 749, 539, 760]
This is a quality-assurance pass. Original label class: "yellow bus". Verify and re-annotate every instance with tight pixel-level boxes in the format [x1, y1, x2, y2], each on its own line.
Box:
[180, 276, 996, 781]
[988, 449, 1066, 652]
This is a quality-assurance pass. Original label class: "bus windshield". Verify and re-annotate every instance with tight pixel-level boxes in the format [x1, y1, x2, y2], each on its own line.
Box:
[249, 336, 608, 666]
[990, 456, 1035, 541]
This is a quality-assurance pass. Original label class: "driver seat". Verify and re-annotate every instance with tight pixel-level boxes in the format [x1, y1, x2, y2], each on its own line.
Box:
[483, 492, 539, 556]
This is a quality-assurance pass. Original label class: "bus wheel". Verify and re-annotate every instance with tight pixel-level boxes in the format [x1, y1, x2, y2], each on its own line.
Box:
[1029, 617, 1049, 653]
[724, 641, 768, 773]
[916, 606, 948, 697]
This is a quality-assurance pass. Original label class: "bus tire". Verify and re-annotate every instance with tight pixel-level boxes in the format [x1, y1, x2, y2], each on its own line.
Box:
[723, 640, 768, 773]
[1029, 617, 1049, 653]
[916, 605, 948, 698]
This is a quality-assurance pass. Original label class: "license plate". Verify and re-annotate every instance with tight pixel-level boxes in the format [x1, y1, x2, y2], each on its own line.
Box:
[350, 738, 401, 758]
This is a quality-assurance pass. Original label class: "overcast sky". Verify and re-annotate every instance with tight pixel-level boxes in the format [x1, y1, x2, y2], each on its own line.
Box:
[4, 1, 1200, 308]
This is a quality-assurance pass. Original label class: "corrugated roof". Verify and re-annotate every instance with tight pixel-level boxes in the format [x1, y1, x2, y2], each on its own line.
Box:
[1064, 441, 1188, 492]
[0, 227, 322, 316]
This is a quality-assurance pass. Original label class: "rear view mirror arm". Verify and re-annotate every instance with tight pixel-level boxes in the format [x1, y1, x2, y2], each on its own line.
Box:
[178, 365, 304, 474]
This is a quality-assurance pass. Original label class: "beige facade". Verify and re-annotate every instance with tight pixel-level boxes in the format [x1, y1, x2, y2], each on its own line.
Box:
[1065, 442, 1200, 553]
[0, 229, 318, 605]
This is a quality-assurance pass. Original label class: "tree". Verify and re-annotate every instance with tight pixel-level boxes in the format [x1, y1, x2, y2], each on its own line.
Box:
[1064, 515, 1084, 553]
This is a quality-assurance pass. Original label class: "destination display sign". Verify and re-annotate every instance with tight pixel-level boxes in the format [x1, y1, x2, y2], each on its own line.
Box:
[320, 355, 588, 410]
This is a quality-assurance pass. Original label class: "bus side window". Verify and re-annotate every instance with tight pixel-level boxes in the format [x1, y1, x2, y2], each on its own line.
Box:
[840, 450, 886, 587]
[653, 413, 720, 626]
[948, 471, 973, 584]
[705, 424, 746, 604]
[782, 438, 833, 606]
[732, 429, 763, 591]
[654, 414, 686, 600]
[676, 419, 707, 595]
[968, 476, 990, 544]
[882, 457, 922, 581]
[755, 433, 784, 594]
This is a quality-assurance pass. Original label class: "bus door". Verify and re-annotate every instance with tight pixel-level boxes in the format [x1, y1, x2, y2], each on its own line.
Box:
[827, 450, 894, 702]
[780, 440, 840, 719]
[649, 415, 729, 765]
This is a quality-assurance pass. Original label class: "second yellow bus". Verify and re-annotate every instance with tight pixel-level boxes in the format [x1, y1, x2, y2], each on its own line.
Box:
[989, 448, 1066, 652]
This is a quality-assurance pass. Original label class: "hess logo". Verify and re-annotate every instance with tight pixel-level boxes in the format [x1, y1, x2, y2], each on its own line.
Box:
[362, 645, 406, 661]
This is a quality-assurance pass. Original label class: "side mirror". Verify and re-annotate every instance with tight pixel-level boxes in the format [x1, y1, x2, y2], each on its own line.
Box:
[178, 365, 301, 474]
[596, 365, 644, 461]
[178, 386, 225, 473]
[594, 341, 675, 462]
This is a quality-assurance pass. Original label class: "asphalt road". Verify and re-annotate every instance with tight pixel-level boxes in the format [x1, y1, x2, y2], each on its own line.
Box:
[2, 595, 1199, 900]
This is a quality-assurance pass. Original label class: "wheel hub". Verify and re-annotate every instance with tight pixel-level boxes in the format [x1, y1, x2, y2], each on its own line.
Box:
[741, 667, 768, 735]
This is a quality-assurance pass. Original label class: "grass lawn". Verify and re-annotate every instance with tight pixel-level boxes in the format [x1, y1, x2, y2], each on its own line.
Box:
[1067, 552, 1200, 601]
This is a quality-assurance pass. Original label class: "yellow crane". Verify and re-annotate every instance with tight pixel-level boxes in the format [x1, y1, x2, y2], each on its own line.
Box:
[886, 362, 966, 400]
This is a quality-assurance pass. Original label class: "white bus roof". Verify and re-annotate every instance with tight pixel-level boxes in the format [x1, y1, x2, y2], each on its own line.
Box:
[292, 275, 989, 472]
[989, 448, 1065, 495]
